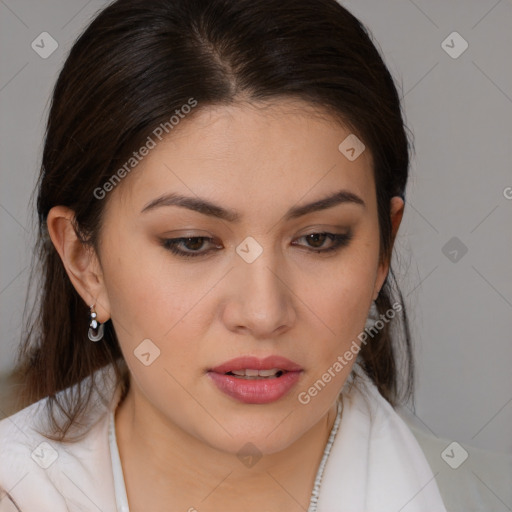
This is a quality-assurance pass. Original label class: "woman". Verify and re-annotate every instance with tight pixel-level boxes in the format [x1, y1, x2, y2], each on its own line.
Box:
[0, 0, 447, 510]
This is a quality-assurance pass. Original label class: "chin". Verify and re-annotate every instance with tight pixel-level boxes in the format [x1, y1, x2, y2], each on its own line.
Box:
[193, 411, 308, 459]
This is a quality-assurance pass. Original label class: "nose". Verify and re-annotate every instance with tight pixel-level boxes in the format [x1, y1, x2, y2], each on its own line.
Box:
[221, 245, 296, 339]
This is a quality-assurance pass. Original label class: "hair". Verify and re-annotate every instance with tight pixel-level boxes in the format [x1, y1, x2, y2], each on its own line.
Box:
[15, 0, 414, 442]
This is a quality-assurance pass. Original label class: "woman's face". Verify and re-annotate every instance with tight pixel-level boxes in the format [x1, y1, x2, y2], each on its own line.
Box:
[94, 99, 396, 454]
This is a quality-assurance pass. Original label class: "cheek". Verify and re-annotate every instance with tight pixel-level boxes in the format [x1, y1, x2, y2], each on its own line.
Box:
[101, 237, 226, 385]
[311, 275, 373, 371]
[101, 236, 193, 347]
[295, 243, 379, 406]
[298, 249, 378, 407]
[313, 238, 379, 335]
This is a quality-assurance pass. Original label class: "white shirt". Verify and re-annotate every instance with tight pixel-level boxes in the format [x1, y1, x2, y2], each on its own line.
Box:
[0, 363, 447, 511]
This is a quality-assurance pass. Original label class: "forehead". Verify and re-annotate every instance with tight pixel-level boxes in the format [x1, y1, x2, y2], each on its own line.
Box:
[108, 99, 375, 215]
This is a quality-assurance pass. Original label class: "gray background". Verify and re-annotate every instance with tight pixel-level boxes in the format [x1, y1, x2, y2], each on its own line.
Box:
[0, 0, 511, 464]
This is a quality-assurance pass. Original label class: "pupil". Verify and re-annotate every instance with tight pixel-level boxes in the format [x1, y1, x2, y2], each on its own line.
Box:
[308, 233, 326, 248]
[185, 237, 204, 250]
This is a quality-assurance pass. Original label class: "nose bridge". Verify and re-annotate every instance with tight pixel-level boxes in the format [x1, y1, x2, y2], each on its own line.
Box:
[229, 235, 295, 335]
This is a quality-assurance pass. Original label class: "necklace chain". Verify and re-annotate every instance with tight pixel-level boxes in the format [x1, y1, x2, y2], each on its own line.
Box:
[307, 398, 344, 512]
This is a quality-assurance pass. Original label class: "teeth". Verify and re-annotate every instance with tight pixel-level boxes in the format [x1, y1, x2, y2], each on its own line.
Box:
[258, 368, 280, 377]
[229, 368, 282, 378]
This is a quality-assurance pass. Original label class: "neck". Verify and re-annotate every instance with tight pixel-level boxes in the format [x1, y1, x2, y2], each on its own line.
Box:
[114, 385, 339, 511]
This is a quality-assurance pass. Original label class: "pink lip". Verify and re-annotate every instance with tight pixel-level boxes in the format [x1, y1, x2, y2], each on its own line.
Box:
[209, 356, 303, 374]
[207, 356, 303, 404]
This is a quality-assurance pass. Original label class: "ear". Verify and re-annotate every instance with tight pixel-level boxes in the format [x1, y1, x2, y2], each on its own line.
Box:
[46, 206, 110, 323]
[372, 196, 405, 301]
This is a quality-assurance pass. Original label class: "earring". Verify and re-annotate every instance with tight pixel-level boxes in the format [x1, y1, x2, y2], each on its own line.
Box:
[364, 300, 379, 330]
[88, 304, 105, 342]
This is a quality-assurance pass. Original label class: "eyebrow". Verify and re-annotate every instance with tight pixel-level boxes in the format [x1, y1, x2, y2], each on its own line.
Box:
[140, 189, 365, 221]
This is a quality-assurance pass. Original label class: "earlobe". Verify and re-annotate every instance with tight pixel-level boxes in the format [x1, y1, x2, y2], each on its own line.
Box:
[46, 206, 110, 322]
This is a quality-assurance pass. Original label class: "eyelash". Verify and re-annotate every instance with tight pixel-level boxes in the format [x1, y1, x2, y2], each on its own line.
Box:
[161, 232, 353, 259]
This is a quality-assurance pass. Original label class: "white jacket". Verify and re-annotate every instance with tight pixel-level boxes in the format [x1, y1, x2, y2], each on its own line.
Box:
[0, 363, 447, 511]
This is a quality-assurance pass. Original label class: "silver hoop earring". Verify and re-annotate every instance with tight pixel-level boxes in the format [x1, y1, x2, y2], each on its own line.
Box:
[88, 304, 104, 342]
[364, 300, 379, 330]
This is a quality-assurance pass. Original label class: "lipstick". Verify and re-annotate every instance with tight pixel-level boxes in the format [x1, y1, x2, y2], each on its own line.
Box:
[207, 355, 303, 404]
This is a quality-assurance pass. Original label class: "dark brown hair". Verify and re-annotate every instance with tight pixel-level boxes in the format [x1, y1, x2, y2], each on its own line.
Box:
[16, 0, 414, 441]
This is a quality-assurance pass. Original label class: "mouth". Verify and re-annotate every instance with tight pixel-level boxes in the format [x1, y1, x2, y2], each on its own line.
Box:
[224, 368, 287, 379]
[207, 356, 303, 404]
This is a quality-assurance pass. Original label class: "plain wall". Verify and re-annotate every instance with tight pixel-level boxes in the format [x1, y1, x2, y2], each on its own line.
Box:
[1, 0, 511, 457]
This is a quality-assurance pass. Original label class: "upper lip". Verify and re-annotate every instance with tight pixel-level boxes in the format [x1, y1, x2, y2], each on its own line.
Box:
[209, 356, 303, 374]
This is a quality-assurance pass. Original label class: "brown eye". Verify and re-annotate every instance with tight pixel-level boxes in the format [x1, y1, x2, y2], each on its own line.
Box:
[182, 237, 206, 251]
[292, 232, 353, 254]
[305, 233, 328, 248]
[161, 237, 221, 258]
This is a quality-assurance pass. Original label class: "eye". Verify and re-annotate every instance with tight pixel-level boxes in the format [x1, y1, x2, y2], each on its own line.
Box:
[161, 236, 221, 258]
[291, 232, 353, 254]
[161, 231, 353, 260]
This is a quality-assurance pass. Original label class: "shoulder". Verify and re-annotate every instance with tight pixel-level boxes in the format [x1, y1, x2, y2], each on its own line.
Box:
[0, 364, 121, 512]
[0, 395, 73, 510]
[0, 395, 52, 473]
[318, 363, 447, 511]
[347, 365, 442, 478]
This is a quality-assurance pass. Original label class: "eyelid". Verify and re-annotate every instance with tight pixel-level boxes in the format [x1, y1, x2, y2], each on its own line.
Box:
[160, 236, 221, 259]
[160, 230, 353, 259]
[292, 232, 353, 253]
[160, 229, 214, 238]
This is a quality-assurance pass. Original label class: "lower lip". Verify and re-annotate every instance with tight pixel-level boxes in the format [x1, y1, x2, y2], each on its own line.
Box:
[207, 371, 302, 404]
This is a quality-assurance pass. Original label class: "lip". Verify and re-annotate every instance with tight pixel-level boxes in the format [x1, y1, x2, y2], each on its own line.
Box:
[209, 355, 303, 374]
[207, 356, 303, 404]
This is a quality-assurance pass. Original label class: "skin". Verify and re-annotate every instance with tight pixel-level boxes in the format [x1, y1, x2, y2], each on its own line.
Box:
[47, 99, 403, 511]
